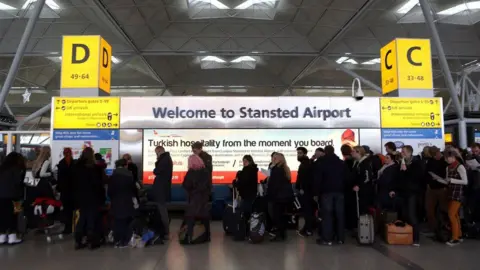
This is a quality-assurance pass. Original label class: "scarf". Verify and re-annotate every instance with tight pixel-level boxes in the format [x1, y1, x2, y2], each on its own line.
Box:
[377, 162, 394, 179]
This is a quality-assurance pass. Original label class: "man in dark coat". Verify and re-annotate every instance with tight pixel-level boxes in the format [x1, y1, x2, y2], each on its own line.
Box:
[108, 159, 137, 248]
[152, 146, 173, 239]
[296, 147, 314, 237]
[192, 142, 213, 184]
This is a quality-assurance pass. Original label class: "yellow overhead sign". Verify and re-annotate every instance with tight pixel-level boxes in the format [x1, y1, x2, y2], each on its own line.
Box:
[380, 38, 433, 94]
[380, 97, 442, 128]
[60, 36, 112, 94]
[53, 97, 120, 129]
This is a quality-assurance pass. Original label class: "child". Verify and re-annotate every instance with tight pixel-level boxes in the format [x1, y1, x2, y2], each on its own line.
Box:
[108, 159, 138, 248]
[436, 150, 468, 246]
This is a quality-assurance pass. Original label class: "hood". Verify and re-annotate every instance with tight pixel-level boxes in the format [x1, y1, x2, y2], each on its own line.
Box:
[324, 153, 340, 162]
[113, 167, 131, 176]
[158, 152, 171, 159]
[298, 155, 310, 163]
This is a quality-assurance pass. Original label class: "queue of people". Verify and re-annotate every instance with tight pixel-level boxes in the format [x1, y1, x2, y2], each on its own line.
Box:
[0, 140, 478, 249]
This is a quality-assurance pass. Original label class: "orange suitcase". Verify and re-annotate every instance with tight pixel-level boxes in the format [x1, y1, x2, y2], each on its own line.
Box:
[385, 220, 413, 245]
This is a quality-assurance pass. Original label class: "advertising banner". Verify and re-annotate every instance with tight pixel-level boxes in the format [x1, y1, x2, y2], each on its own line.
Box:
[142, 128, 359, 184]
[51, 129, 119, 175]
[381, 128, 444, 155]
[120, 97, 380, 129]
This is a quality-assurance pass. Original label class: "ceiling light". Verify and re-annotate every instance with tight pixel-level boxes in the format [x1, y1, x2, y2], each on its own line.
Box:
[206, 88, 248, 93]
[231, 56, 256, 63]
[0, 2, 15, 10]
[235, 0, 276, 9]
[335, 57, 349, 64]
[22, 0, 60, 10]
[190, 0, 229, 9]
[111, 56, 121, 64]
[362, 58, 381, 65]
[438, 1, 480, 15]
[201, 56, 227, 63]
[397, 0, 419, 14]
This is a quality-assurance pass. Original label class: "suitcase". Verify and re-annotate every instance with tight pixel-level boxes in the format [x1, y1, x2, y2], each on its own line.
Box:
[385, 221, 413, 245]
[356, 191, 375, 245]
[222, 188, 245, 241]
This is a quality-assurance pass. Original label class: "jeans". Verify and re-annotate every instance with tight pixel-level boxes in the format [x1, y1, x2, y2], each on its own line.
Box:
[425, 187, 448, 232]
[113, 218, 132, 245]
[75, 209, 102, 246]
[186, 217, 210, 242]
[321, 193, 345, 242]
[448, 200, 462, 241]
[399, 195, 420, 243]
[241, 198, 254, 233]
[0, 199, 15, 234]
[152, 202, 170, 235]
[299, 194, 314, 232]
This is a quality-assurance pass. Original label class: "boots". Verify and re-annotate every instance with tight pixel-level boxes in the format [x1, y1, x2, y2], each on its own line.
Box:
[7, 234, 22, 245]
[0, 234, 6, 244]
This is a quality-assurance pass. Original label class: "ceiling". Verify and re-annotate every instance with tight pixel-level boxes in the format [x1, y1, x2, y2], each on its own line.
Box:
[1, 0, 480, 127]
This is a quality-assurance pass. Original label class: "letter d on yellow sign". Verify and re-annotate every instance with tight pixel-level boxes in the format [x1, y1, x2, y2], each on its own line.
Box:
[61, 36, 112, 94]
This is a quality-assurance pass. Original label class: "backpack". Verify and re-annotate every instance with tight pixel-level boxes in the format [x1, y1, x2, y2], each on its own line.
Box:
[249, 212, 266, 243]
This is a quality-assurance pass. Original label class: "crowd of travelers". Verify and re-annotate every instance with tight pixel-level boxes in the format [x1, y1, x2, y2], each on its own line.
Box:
[0, 140, 479, 249]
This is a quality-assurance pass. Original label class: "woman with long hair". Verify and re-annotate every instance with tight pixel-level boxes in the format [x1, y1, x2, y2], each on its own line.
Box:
[182, 154, 212, 244]
[73, 147, 106, 250]
[234, 155, 259, 232]
[31, 146, 55, 199]
[267, 153, 293, 241]
[0, 152, 26, 244]
[56, 148, 75, 234]
[351, 146, 374, 215]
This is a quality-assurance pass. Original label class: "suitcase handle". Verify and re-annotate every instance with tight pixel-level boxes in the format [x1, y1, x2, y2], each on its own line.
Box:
[356, 191, 360, 219]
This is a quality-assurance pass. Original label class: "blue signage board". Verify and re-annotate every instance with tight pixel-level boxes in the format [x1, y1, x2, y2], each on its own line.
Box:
[381, 128, 443, 140]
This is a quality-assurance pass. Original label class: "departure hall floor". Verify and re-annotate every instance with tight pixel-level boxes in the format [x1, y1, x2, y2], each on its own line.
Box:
[1, 220, 480, 270]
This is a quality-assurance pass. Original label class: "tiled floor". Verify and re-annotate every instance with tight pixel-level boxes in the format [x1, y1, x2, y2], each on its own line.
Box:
[1, 220, 480, 270]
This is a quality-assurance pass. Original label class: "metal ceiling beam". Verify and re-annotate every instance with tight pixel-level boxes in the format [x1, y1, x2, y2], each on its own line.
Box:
[286, 0, 378, 89]
[324, 57, 382, 93]
[0, 71, 46, 89]
[0, 0, 46, 113]
[16, 104, 51, 130]
[90, 0, 168, 87]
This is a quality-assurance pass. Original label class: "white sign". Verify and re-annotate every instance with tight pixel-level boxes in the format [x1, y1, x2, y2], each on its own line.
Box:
[120, 97, 381, 129]
[142, 128, 359, 184]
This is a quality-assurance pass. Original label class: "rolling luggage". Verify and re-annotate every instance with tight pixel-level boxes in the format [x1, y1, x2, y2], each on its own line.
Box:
[249, 212, 265, 243]
[222, 188, 246, 241]
[385, 220, 413, 245]
[356, 191, 375, 245]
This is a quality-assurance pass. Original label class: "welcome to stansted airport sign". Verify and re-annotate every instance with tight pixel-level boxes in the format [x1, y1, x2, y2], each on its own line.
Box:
[119, 97, 381, 129]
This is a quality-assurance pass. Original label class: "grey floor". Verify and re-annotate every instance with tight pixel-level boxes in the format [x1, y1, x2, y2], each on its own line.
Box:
[1, 220, 480, 270]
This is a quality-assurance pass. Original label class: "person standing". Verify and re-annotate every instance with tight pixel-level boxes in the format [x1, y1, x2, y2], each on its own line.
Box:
[351, 146, 374, 216]
[152, 146, 173, 239]
[0, 152, 26, 245]
[425, 147, 448, 235]
[389, 145, 423, 247]
[31, 146, 55, 198]
[182, 154, 212, 244]
[73, 147, 106, 250]
[108, 159, 137, 248]
[295, 147, 314, 237]
[441, 150, 469, 246]
[267, 153, 294, 241]
[314, 145, 348, 246]
[56, 148, 76, 235]
[234, 155, 258, 232]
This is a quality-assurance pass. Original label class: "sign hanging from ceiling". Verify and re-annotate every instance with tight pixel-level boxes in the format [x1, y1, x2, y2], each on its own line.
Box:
[60, 35, 112, 94]
[380, 38, 433, 94]
[52, 97, 120, 129]
[380, 97, 443, 128]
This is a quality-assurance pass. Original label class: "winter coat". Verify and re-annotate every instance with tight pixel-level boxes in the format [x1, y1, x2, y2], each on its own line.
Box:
[267, 165, 294, 203]
[391, 158, 424, 197]
[183, 168, 211, 219]
[127, 162, 139, 182]
[235, 164, 258, 200]
[314, 154, 348, 195]
[73, 160, 106, 210]
[352, 156, 374, 195]
[56, 158, 75, 202]
[295, 157, 313, 196]
[376, 163, 399, 196]
[198, 151, 213, 183]
[108, 167, 137, 219]
[152, 152, 173, 203]
[0, 168, 25, 200]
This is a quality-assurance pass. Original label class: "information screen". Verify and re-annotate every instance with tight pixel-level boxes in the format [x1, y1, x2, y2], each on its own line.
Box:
[142, 129, 359, 184]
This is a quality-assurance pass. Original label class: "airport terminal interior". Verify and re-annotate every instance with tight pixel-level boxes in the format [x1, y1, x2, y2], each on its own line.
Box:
[3, 0, 480, 269]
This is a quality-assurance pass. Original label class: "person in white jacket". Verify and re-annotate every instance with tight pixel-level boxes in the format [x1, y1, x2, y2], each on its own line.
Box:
[435, 150, 468, 246]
